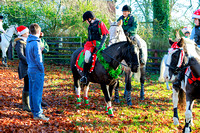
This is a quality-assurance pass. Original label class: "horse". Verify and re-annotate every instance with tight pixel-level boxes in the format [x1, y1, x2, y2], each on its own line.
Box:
[0, 24, 18, 66]
[165, 37, 200, 133]
[70, 40, 139, 117]
[108, 19, 148, 105]
[158, 54, 170, 90]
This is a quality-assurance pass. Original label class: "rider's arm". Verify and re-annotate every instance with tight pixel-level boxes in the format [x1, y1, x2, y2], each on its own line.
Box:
[190, 27, 195, 40]
[127, 16, 138, 36]
[98, 22, 109, 50]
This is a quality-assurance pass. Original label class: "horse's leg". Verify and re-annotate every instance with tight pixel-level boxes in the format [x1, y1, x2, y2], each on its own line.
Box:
[140, 66, 146, 100]
[190, 100, 194, 126]
[84, 82, 90, 107]
[124, 69, 132, 105]
[183, 98, 193, 133]
[101, 84, 114, 117]
[114, 81, 120, 103]
[172, 87, 179, 125]
[74, 78, 81, 106]
[2, 46, 8, 66]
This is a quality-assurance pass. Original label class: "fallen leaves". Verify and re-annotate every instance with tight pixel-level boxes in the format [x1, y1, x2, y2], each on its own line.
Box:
[0, 59, 200, 132]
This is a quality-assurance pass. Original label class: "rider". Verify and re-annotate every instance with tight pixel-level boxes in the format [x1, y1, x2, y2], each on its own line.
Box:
[117, 5, 145, 65]
[190, 9, 200, 47]
[181, 26, 191, 38]
[0, 14, 5, 33]
[80, 11, 109, 84]
[173, 9, 200, 89]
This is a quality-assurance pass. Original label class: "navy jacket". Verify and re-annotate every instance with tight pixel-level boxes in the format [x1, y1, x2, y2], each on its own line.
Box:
[26, 34, 44, 73]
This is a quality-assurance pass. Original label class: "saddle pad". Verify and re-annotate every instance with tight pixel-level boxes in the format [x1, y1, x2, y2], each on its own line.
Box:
[75, 50, 97, 73]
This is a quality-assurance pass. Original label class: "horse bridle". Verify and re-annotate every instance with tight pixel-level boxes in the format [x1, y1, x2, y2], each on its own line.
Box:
[166, 48, 189, 75]
[3, 25, 17, 42]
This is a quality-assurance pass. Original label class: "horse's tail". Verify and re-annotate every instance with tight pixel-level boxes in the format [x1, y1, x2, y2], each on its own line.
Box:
[178, 88, 186, 111]
[158, 55, 167, 82]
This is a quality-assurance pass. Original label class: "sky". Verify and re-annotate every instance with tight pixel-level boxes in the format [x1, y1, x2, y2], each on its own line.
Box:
[114, 0, 200, 27]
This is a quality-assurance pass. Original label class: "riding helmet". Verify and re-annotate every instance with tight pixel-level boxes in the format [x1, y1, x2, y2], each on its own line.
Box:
[82, 11, 95, 22]
[122, 5, 132, 12]
[0, 14, 3, 20]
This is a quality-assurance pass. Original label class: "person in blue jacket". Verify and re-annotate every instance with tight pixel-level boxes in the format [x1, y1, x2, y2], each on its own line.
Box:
[26, 23, 49, 121]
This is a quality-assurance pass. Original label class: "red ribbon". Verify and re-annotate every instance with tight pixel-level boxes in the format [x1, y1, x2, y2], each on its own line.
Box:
[188, 71, 200, 84]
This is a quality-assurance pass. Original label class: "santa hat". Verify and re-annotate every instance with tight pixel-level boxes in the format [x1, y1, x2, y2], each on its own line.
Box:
[181, 26, 192, 34]
[192, 9, 200, 19]
[17, 25, 29, 36]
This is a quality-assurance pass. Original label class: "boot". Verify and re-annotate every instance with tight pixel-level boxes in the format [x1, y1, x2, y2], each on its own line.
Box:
[173, 71, 184, 90]
[80, 62, 90, 84]
[41, 101, 49, 107]
[139, 48, 145, 65]
[22, 91, 31, 112]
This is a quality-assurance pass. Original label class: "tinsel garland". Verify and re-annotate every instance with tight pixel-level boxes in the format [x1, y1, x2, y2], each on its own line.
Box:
[96, 48, 122, 79]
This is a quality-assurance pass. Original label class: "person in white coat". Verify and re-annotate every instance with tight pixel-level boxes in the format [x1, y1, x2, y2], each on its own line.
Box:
[0, 15, 5, 33]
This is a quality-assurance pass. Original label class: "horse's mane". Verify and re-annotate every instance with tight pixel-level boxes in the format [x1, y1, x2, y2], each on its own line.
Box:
[181, 38, 200, 60]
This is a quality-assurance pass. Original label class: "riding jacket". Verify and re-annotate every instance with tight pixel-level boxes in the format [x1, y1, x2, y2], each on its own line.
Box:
[117, 14, 138, 37]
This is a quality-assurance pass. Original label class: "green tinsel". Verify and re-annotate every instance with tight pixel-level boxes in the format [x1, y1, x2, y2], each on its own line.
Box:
[97, 48, 122, 79]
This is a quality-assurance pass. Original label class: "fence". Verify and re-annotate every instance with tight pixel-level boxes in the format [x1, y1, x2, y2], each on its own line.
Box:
[11, 36, 167, 73]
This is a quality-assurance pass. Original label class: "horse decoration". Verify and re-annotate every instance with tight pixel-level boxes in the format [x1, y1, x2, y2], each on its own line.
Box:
[158, 54, 170, 90]
[70, 39, 139, 117]
[108, 19, 148, 105]
[0, 24, 18, 66]
[164, 37, 200, 133]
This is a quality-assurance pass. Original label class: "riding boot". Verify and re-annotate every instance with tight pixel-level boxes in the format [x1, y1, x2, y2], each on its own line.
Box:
[173, 71, 184, 90]
[22, 91, 31, 112]
[80, 62, 90, 84]
[139, 48, 145, 65]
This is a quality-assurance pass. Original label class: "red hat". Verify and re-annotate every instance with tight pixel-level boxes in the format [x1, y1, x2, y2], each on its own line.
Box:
[17, 25, 29, 36]
[192, 9, 200, 19]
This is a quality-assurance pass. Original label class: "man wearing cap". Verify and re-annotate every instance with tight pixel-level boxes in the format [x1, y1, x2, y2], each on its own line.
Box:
[0, 15, 5, 33]
[190, 9, 200, 48]
[80, 11, 109, 84]
[117, 5, 145, 65]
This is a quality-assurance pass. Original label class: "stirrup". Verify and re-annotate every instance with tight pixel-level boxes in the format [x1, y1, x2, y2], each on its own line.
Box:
[80, 76, 87, 84]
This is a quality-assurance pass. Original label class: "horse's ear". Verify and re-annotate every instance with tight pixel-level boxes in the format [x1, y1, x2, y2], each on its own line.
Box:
[109, 19, 113, 25]
[177, 37, 184, 47]
[117, 19, 122, 26]
[169, 38, 175, 46]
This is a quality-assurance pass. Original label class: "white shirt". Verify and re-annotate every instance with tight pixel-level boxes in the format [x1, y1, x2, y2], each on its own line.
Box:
[0, 21, 5, 33]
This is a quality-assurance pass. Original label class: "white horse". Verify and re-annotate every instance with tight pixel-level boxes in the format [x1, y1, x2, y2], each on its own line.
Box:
[158, 54, 170, 90]
[0, 24, 18, 66]
[108, 19, 148, 104]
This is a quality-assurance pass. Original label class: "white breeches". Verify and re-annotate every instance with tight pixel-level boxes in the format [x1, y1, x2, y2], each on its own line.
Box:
[85, 50, 91, 63]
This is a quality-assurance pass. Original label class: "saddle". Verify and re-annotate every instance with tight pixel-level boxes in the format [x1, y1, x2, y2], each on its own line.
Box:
[75, 50, 97, 73]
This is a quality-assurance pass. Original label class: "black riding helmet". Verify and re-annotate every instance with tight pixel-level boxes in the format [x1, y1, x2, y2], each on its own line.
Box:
[122, 5, 132, 12]
[0, 14, 3, 20]
[82, 11, 95, 22]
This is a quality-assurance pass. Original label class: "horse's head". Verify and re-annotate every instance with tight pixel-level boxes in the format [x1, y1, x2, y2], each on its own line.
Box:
[108, 19, 127, 46]
[7, 24, 18, 35]
[164, 38, 192, 81]
[123, 41, 139, 72]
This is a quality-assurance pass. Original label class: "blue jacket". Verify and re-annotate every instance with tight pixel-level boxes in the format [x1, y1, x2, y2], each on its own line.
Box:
[26, 34, 44, 73]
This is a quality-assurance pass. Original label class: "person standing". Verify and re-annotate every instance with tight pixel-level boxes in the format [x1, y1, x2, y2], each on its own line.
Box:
[26, 23, 49, 120]
[14, 25, 30, 112]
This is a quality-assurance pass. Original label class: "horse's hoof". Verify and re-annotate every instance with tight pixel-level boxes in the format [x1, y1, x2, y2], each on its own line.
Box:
[114, 98, 120, 103]
[183, 126, 191, 133]
[173, 117, 179, 125]
[127, 101, 132, 106]
[109, 114, 114, 117]
[140, 97, 144, 100]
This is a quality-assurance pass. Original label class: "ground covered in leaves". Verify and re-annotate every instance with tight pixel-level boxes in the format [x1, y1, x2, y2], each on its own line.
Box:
[1, 60, 200, 132]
